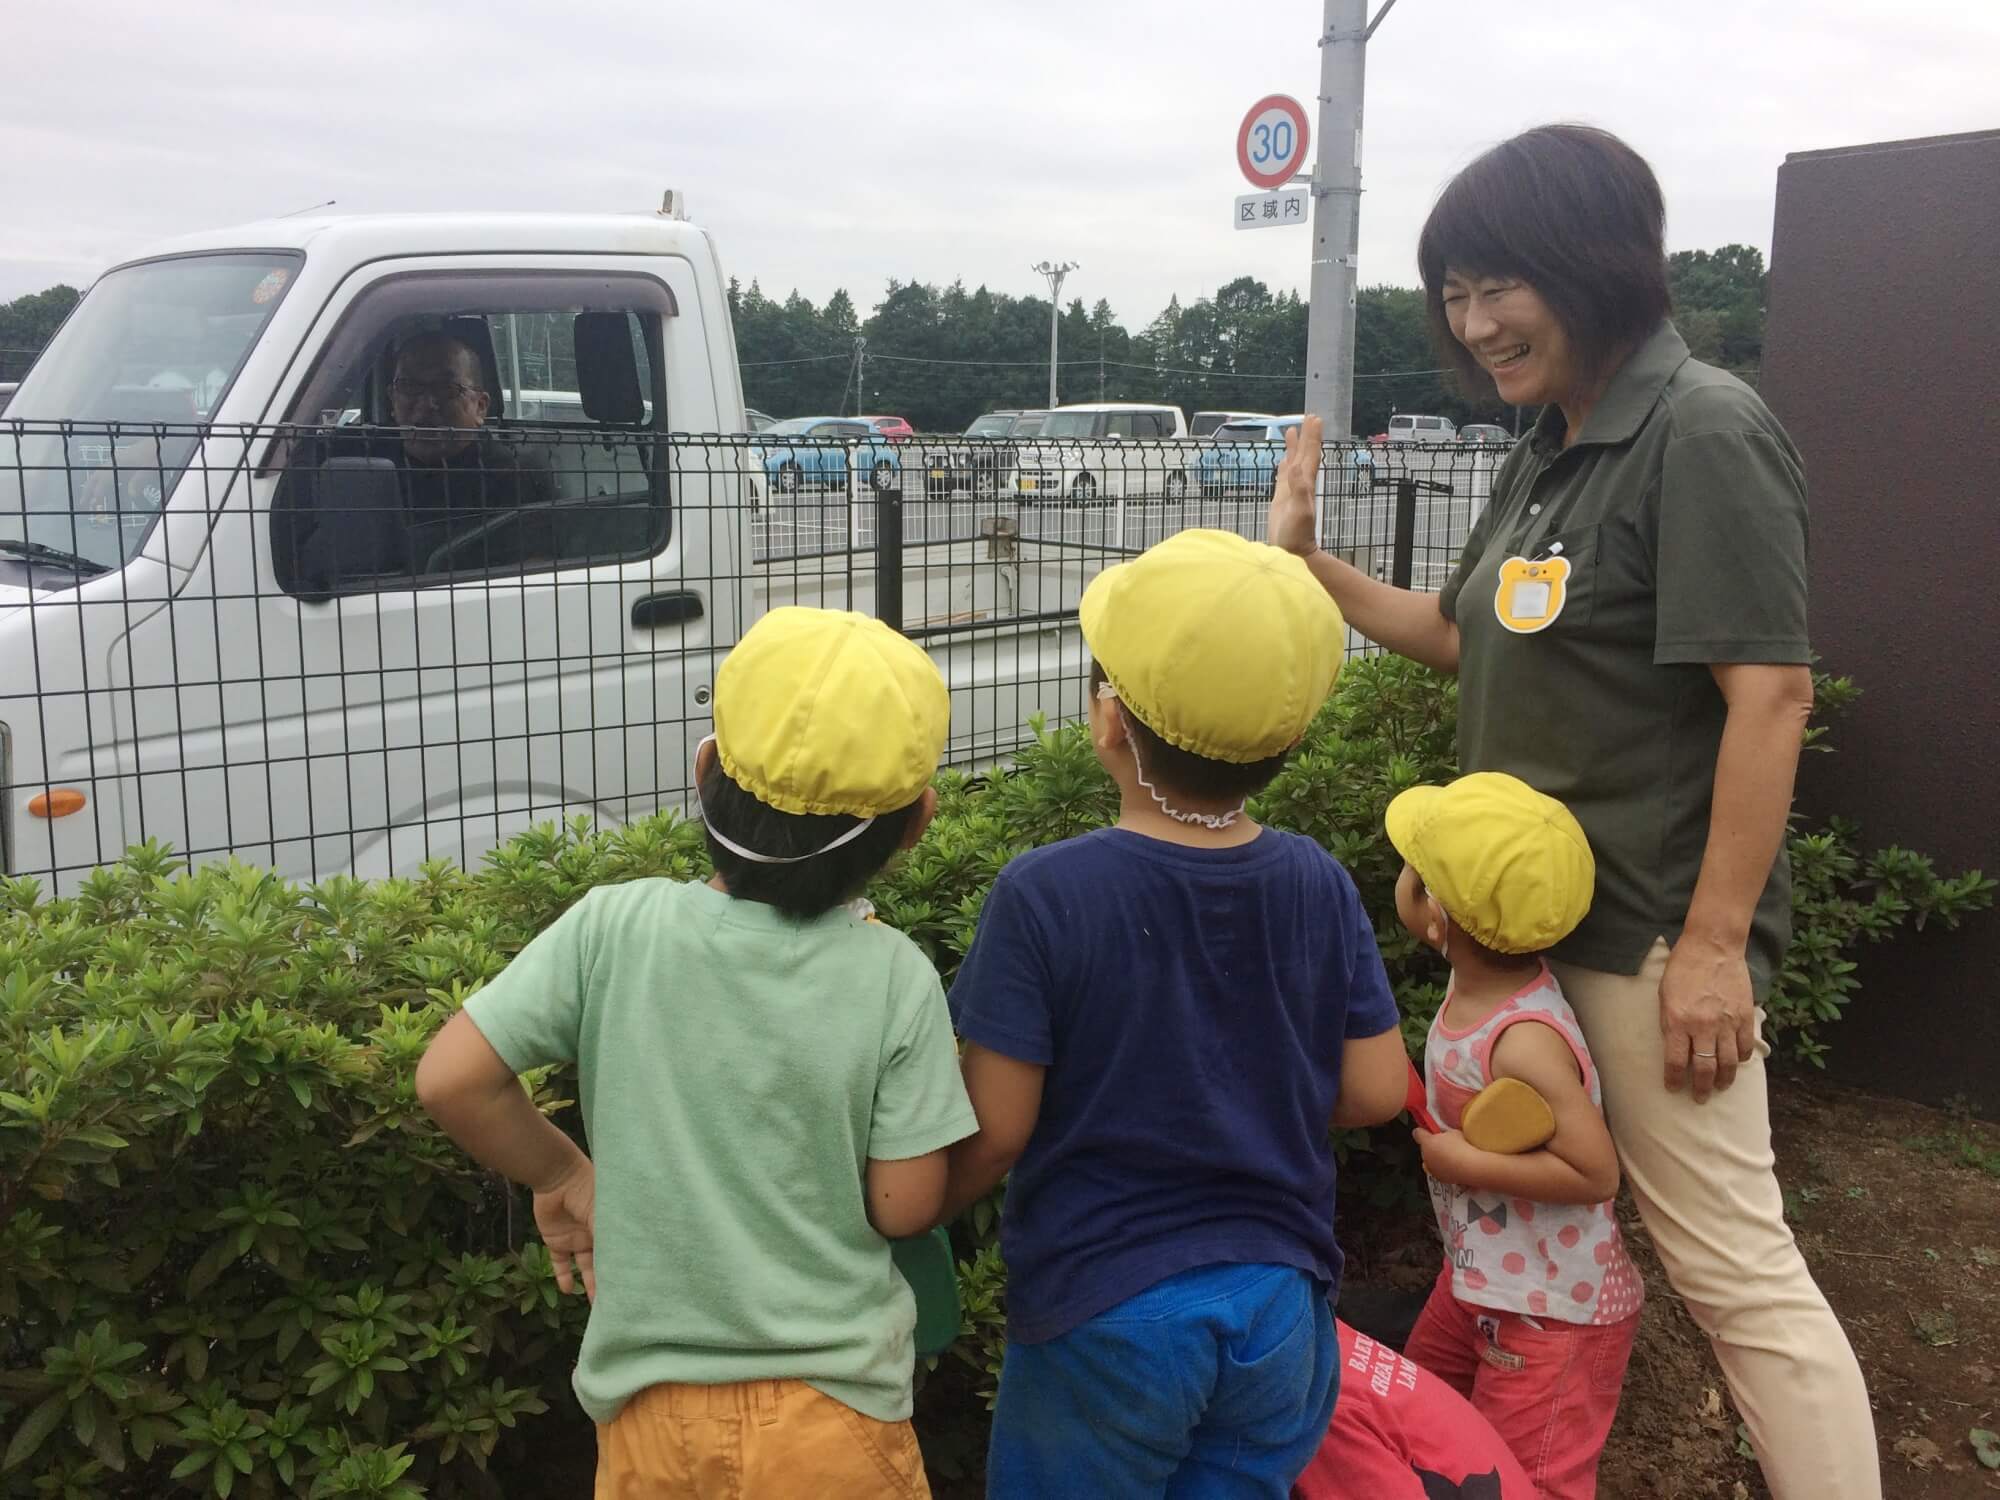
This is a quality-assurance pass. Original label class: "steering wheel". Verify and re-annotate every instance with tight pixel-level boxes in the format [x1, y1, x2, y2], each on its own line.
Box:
[422, 508, 535, 575]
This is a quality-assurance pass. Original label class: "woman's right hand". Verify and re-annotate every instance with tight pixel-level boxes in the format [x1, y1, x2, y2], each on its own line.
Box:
[1268, 414, 1323, 557]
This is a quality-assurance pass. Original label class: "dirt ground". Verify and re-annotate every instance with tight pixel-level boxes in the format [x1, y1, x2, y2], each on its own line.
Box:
[916, 1080, 2000, 1499]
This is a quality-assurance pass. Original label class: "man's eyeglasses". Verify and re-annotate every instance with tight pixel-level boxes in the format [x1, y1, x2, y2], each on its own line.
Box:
[391, 378, 482, 405]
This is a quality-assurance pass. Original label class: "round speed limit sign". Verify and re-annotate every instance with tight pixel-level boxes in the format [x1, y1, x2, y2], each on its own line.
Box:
[1237, 95, 1310, 191]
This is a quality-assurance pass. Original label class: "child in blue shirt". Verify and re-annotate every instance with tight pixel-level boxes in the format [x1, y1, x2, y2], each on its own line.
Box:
[941, 530, 1411, 1498]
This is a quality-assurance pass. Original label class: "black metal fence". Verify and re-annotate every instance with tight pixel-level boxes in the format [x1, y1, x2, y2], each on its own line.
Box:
[0, 421, 1494, 890]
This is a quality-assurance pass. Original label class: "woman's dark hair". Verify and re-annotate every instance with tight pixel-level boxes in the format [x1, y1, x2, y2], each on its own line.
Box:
[1417, 124, 1670, 397]
[1089, 660, 1292, 804]
[699, 757, 922, 919]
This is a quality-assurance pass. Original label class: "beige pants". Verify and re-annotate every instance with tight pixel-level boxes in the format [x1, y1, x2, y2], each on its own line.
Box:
[595, 1379, 930, 1499]
[1551, 940, 1881, 1500]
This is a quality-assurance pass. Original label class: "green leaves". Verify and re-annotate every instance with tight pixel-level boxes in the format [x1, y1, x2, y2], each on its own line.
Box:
[0, 852, 593, 1497]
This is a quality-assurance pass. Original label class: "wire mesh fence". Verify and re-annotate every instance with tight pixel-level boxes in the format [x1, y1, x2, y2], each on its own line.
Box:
[1, 422, 1495, 890]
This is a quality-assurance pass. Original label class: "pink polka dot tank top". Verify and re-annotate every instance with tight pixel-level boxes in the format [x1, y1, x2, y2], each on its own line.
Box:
[1423, 965, 1644, 1327]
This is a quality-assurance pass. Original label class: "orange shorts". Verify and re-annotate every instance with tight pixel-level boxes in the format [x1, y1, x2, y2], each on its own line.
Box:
[594, 1378, 931, 1499]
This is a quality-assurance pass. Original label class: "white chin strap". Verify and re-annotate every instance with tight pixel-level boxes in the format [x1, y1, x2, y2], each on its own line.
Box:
[1097, 681, 1244, 830]
[694, 736, 877, 865]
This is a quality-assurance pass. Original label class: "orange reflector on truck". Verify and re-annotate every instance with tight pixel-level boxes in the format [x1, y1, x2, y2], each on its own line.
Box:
[28, 789, 87, 819]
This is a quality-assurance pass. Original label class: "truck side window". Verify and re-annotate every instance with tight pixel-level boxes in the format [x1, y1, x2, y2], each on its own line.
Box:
[271, 273, 674, 602]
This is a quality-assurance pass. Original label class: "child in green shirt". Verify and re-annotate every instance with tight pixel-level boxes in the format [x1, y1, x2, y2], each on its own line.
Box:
[417, 607, 977, 1498]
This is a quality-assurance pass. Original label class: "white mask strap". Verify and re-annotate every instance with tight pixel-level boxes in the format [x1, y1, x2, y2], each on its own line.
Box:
[1098, 683, 1243, 830]
[694, 736, 877, 865]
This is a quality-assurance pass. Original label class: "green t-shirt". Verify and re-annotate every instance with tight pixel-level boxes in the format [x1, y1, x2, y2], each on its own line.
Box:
[464, 878, 977, 1424]
[1440, 322, 1809, 995]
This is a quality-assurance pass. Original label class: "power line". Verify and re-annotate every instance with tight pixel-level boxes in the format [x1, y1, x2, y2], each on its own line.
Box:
[865, 352, 1052, 368]
[744, 347, 1451, 382]
[738, 352, 849, 368]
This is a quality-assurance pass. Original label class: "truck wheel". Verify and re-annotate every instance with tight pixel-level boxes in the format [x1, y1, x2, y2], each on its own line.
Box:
[1165, 470, 1189, 501]
[871, 459, 899, 494]
[1070, 473, 1097, 501]
[776, 461, 802, 495]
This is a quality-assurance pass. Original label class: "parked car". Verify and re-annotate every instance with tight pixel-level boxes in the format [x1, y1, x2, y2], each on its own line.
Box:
[754, 416, 901, 494]
[1197, 417, 1375, 500]
[938, 410, 1047, 495]
[965, 410, 1023, 439]
[862, 414, 914, 443]
[1191, 409, 1279, 439]
[1387, 413, 1458, 444]
[1459, 422, 1512, 446]
[744, 406, 776, 433]
[1015, 402, 1190, 500]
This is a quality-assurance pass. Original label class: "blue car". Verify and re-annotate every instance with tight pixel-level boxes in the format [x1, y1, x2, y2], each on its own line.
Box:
[1196, 416, 1376, 499]
[755, 417, 902, 495]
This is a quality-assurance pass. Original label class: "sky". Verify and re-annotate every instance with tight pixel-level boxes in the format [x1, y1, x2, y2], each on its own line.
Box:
[2, 0, 1995, 327]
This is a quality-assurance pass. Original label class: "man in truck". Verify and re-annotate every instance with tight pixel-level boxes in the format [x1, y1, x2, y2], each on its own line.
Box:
[278, 329, 556, 592]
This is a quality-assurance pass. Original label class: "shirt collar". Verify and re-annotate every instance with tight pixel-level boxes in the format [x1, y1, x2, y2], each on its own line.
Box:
[1529, 320, 1690, 455]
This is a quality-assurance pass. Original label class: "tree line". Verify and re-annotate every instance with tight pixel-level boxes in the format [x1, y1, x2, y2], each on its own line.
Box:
[2, 246, 1767, 434]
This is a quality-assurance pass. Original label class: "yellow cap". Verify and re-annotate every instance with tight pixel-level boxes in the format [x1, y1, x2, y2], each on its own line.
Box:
[1079, 529, 1345, 763]
[1384, 772, 1595, 955]
[714, 608, 949, 818]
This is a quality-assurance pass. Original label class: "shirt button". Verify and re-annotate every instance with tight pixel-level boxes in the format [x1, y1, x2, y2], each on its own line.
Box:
[1529, 503, 1542, 515]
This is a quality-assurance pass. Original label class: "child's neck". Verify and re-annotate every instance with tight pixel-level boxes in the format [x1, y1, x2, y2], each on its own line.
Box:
[1442, 948, 1544, 1025]
[1115, 787, 1262, 848]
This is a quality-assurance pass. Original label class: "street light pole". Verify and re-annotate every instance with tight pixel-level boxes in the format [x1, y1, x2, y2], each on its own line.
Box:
[1031, 260, 1077, 409]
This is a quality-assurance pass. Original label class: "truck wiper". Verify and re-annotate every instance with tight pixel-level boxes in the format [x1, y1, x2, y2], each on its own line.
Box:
[0, 538, 112, 577]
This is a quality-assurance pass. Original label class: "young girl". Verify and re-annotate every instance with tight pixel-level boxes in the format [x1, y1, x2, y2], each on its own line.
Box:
[1385, 773, 1643, 1500]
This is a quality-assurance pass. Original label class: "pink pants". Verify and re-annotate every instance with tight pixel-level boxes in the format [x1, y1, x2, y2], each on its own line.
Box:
[1402, 1266, 1637, 1500]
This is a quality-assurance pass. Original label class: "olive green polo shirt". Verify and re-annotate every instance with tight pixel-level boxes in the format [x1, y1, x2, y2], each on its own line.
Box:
[1439, 321, 1809, 994]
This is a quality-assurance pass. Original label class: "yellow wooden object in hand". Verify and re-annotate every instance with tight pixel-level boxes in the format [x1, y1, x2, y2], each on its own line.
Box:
[1459, 1076, 1557, 1154]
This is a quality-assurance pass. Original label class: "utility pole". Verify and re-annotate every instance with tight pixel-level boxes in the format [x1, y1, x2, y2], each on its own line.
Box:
[854, 335, 867, 415]
[1304, 0, 1397, 439]
[1031, 260, 1077, 409]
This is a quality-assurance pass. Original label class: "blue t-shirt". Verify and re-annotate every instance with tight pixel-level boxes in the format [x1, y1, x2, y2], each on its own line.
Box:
[949, 827, 1401, 1344]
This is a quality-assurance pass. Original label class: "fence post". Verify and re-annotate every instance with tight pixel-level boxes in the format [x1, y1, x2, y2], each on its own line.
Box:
[876, 488, 904, 633]
[1391, 475, 1417, 591]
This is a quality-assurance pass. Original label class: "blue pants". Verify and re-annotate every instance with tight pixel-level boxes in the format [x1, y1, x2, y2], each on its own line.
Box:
[987, 1263, 1339, 1499]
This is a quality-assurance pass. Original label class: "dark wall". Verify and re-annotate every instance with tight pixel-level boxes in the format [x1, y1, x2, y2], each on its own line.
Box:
[1760, 129, 2000, 1114]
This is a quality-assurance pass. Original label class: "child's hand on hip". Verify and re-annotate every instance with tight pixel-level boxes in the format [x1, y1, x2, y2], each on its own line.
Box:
[1413, 1126, 1484, 1188]
[533, 1154, 597, 1301]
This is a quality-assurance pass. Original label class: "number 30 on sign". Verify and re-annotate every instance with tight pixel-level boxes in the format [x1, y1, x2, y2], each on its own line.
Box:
[1237, 95, 1310, 191]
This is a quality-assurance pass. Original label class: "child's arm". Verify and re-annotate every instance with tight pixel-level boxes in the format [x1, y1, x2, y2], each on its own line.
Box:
[865, 1151, 950, 1239]
[1412, 1021, 1620, 1205]
[1332, 1025, 1411, 1127]
[937, 1043, 1045, 1227]
[416, 1011, 597, 1296]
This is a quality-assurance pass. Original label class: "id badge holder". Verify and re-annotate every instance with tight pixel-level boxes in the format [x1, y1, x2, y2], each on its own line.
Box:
[1493, 545, 1572, 635]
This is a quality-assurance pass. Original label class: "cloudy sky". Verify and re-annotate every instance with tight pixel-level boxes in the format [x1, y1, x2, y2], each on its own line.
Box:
[3, 0, 1994, 325]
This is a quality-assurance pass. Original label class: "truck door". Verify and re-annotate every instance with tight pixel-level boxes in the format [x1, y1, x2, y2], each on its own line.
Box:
[109, 257, 738, 882]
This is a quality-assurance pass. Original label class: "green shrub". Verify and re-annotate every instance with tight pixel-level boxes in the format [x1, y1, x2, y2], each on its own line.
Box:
[0, 823, 709, 1498]
[1, 658, 1987, 1489]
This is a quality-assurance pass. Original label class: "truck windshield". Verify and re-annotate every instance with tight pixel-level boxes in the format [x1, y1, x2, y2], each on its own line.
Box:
[1, 251, 300, 574]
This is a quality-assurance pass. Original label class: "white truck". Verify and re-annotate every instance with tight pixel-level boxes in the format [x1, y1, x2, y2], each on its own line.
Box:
[0, 200, 1122, 892]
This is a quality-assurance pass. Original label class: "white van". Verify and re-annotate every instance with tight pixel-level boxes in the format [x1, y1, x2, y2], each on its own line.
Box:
[0, 204, 1116, 892]
[1387, 413, 1458, 444]
[1014, 402, 1191, 501]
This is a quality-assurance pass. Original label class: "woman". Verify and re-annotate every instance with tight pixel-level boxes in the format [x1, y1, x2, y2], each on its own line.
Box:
[1267, 124, 1877, 1499]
